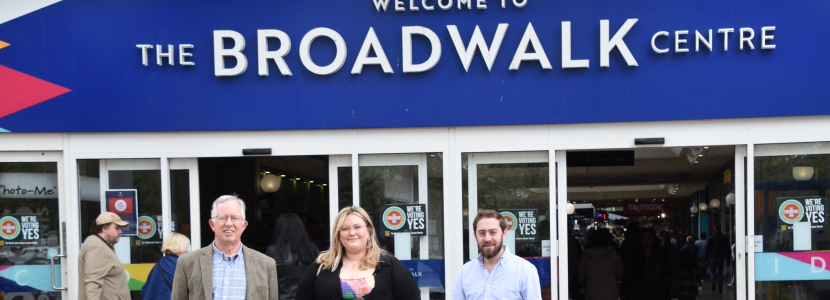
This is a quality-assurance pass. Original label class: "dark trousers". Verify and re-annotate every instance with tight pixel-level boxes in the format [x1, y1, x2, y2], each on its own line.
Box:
[709, 257, 725, 291]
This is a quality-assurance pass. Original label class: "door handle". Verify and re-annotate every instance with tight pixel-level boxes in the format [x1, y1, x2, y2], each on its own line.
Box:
[51, 254, 67, 290]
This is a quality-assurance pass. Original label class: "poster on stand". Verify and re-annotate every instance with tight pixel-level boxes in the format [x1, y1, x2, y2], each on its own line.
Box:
[105, 189, 138, 236]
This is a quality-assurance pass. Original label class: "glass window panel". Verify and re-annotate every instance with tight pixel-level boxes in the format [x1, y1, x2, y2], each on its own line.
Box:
[359, 153, 445, 299]
[171, 169, 191, 241]
[463, 152, 551, 300]
[0, 162, 61, 298]
[338, 166, 353, 210]
[755, 142, 830, 298]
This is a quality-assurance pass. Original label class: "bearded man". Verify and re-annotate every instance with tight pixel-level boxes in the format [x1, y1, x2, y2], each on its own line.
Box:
[452, 210, 542, 300]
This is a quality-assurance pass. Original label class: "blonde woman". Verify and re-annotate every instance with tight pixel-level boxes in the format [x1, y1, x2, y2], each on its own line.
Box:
[141, 232, 190, 300]
[296, 206, 420, 300]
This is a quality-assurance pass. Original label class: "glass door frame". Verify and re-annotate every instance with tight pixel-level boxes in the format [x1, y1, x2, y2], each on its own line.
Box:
[1, 151, 69, 298]
[554, 146, 749, 300]
[466, 150, 556, 299]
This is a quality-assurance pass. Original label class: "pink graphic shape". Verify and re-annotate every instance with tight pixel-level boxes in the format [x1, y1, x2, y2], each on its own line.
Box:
[778, 252, 830, 271]
[0, 64, 71, 119]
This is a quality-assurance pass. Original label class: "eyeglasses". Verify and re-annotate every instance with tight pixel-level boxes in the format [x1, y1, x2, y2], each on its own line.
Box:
[214, 215, 244, 224]
[339, 225, 365, 234]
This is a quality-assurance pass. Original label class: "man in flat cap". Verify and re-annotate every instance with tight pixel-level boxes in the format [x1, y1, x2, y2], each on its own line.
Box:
[78, 212, 131, 300]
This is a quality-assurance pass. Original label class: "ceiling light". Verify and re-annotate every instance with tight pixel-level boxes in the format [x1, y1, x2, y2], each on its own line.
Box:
[310, 181, 314, 183]
[263, 171, 270, 174]
[704, 147, 709, 149]
[322, 183, 327, 186]
[793, 166, 814, 181]
[295, 177, 301, 181]
[260, 174, 281, 193]
[280, 174, 285, 177]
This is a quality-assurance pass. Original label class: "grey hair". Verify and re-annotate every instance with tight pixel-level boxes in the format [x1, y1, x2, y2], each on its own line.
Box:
[210, 195, 246, 220]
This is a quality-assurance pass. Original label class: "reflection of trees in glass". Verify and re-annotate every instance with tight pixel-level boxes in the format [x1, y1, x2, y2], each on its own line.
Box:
[477, 163, 550, 257]
[755, 154, 830, 252]
[477, 163, 549, 212]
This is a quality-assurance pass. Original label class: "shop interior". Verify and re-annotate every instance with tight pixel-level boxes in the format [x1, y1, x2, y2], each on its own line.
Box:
[565, 146, 738, 300]
[198, 156, 333, 254]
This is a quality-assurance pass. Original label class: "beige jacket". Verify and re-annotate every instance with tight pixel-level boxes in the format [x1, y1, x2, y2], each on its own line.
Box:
[172, 244, 278, 300]
[78, 235, 131, 300]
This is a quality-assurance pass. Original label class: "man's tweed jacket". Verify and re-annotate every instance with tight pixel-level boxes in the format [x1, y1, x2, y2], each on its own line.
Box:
[172, 244, 278, 300]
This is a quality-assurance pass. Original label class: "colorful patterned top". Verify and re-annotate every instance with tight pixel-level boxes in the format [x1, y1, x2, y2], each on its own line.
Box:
[340, 275, 375, 300]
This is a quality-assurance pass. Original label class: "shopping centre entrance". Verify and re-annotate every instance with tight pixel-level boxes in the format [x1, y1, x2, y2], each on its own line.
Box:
[564, 146, 740, 300]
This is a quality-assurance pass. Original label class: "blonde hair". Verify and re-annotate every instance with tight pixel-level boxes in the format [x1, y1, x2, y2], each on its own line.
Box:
[161, 232, 191, 255]
[316, 206, 385, 271]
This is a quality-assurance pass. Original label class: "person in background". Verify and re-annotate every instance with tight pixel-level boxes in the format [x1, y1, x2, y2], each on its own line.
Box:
[619, 223, 645, 300]
[706, 227, 730, 293]
[78, 212, 131, 300]
[568, 226, 585, 300]
[296, 206, 419, 300]
[726, 242, 737, 289]
[142, 233, 190, 300]
[694, 232, 708, 290]
[680, 236, 698, 262]
[578, 228, 623, 300]
[661, 231, 680, 269]
[452, 210, 542, 300]
[266, 213, 320, 300]
[641, 228, 673, 300]
[673, 249, 702, 300]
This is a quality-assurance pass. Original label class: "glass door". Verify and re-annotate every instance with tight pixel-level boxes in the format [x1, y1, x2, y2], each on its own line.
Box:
[77, 158, 198, 299]
[753, 142, 830, 299]
[0, 152, 67, 300]
[357, 153, 446, 299]
[463, 151, 553, 300]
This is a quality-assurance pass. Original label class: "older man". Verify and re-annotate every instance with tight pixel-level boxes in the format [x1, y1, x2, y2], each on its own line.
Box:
[78, 212, 131, 300]
[453, 210, 542, 300]
[172, 195, 278, 300]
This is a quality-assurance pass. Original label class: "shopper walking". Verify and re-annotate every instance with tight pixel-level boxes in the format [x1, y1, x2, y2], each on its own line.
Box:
[141, 233, 190, 300]
[578, 228, 623, 300]
[673, 249, 702, 300]
[706, 227, 730, 293]
[78, 212, 131, 300]
[265, 213, 320, 300]
[642, 228, 672, 300]
[296, 206, 420, 300]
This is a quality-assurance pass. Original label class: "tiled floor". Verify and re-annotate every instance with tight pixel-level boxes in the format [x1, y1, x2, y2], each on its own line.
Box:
[692, 275, 737, 300]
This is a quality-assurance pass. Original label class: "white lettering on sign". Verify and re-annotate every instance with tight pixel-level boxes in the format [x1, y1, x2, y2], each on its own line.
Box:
[813, 257, 826, 273]
[651, 27, 774, 53]
[374, 0, 526, 11]
[406, 205, 426, 230]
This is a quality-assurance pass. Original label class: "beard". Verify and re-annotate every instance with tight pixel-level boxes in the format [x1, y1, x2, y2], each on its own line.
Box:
[477, 239, 504, 259]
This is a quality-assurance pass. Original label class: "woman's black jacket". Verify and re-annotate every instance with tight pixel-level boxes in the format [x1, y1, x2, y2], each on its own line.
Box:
[295, 253, 421, 300]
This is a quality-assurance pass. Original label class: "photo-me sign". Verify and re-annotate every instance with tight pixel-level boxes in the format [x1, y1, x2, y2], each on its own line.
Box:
[1, 0, 829, 132]
[623, 202, 670, 216]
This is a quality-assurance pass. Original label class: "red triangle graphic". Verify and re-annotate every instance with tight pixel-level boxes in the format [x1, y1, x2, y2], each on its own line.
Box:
[0, 64, 71, 119]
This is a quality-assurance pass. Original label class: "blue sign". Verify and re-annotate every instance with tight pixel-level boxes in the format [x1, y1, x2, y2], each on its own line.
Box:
[401, 259, 444, 287]
[1, 0, 828, 132]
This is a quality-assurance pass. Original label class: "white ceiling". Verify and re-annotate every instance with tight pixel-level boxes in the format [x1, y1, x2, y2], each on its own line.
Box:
[567, 146, 734, 209]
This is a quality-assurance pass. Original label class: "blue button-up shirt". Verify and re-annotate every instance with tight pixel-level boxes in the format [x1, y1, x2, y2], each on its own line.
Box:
[212, 242, 247, 300]
[452, 246, 542, 300]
